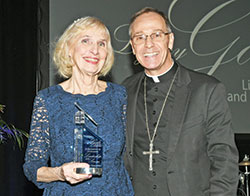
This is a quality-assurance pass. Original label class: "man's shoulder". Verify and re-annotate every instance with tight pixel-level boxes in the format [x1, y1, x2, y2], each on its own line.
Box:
[180, 64, 220, 85]
[107, 82, 127, 97]
[108, 82, 125, 91]
[122, 72, 144, 88]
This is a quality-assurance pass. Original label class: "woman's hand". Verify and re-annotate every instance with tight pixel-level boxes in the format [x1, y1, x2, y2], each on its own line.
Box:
[60, 162, 92, 184]
[37, 162, 92, 184]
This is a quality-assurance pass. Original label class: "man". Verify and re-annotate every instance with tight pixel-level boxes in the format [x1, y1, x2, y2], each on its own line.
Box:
[123, 7, 239, 196]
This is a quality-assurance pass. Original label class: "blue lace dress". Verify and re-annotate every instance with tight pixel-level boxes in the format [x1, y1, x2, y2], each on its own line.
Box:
[23, 82, 134, 196]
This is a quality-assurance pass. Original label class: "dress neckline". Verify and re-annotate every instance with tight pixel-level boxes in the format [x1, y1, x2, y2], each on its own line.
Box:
[56, 82, 111, 98]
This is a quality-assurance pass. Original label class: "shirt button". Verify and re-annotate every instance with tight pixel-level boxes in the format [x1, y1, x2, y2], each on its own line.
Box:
[153, 185, 157, 189]
[152, 110, 156, 115]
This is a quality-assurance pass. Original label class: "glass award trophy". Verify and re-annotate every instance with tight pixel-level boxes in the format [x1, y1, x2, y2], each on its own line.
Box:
[73, 102, 103, 176]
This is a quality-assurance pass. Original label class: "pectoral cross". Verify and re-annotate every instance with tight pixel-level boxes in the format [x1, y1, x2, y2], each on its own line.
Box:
[142, 142, 160, 171]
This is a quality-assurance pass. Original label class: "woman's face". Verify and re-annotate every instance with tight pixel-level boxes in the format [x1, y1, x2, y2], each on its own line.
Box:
[69, 27, 108, 77]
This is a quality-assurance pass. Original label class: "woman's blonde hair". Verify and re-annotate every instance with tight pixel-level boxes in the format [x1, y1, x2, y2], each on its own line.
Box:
[53, 16, 114, 78]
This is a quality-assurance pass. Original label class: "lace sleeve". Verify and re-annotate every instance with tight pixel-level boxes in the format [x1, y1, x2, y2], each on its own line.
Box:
[122, 98, 127, 133]
[23, 93, 52, 189]
[121, 87, 128, 155]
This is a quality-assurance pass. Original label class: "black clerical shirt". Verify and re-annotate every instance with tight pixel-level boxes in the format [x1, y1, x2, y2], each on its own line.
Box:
[133, 64, 178, 196]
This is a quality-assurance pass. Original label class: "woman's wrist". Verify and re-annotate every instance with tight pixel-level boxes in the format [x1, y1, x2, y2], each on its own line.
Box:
[53, 166, 65, 181]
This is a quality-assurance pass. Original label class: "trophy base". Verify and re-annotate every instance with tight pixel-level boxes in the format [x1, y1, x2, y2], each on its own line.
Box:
[76, 167, 102, 176]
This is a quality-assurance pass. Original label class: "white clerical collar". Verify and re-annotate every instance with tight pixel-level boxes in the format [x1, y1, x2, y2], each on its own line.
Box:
[145, 61, 174, 83]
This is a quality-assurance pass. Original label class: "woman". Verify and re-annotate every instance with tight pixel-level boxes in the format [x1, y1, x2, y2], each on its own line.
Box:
[23, 16, 134, 196]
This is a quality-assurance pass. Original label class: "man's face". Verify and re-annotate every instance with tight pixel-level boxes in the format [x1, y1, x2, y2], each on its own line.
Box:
[130, 12, 174, 75]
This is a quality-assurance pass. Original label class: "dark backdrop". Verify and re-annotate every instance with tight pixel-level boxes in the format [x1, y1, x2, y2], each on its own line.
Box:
[0, 0, 249, 196]
[0, 0, 43, 195]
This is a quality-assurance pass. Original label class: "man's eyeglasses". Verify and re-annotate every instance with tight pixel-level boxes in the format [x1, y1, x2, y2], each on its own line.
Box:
[131, 30, 171, 45]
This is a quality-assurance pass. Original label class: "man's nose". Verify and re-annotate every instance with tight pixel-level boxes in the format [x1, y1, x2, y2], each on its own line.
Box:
[144, 36, 154, 48]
